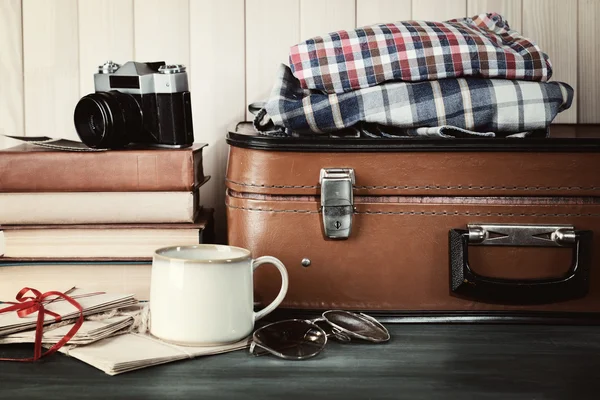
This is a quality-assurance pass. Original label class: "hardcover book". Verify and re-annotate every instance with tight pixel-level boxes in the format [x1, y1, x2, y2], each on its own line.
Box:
[0, 209, 211, 259]
[0, 142, 207, 192]
[0, 187, 208, 225]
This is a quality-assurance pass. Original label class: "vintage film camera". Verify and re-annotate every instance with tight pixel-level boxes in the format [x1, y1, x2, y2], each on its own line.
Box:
[74, 60, 194, 149]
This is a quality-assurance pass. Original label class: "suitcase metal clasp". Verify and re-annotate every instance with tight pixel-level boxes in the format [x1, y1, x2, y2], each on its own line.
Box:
[319, 168, 355, 239]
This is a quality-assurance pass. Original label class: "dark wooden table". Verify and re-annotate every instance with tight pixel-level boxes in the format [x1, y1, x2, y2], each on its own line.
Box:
[1, 323, 599, 399]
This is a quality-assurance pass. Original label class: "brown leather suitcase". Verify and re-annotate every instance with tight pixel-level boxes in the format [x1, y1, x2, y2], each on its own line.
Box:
[226, 123, 600, 322]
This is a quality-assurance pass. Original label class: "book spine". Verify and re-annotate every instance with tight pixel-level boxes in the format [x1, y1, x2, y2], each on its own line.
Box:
[0, 192, 197, 224]
[0, 150, 203, 192]
[0, 228, 203, 258]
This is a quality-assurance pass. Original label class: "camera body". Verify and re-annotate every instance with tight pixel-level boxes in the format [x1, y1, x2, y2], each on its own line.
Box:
[74, 60, 194, 149]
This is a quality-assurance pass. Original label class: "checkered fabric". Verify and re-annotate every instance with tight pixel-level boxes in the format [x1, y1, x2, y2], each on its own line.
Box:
[289, 13, 552, 94]
[255, 64, 573, 136]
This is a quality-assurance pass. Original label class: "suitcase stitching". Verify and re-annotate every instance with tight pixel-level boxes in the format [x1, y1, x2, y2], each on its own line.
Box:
[226, 179, 318, 189]
[226, 179, 599, 191]
[226, 205, 319, 214]
[359, 211, 600, 217]
[226, 204, 600, 217]
[356, 186, 600, 191]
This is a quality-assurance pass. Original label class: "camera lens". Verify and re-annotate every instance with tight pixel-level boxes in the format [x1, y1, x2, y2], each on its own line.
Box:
[73, 91, 142, 149]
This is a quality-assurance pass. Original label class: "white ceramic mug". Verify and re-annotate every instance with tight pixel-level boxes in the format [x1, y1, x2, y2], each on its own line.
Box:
[149, 244, 288, 346]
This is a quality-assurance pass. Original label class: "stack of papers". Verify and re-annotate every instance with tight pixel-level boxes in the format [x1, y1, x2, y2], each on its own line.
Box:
[0, 289, 137, 336]
[59, 333, 250, 375]
[0, 315, 133, 346]
[0, 289, 250, 375]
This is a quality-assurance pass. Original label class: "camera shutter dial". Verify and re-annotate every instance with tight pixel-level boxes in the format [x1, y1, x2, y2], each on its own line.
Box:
[158, 64, 186, 74]
[98, 60, 120, 74]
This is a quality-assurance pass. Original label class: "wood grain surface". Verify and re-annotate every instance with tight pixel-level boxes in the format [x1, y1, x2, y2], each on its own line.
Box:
[78, 0, 134, 98]
[522, 0, 578, 124]
[578, 0, 600, 124]
[356, 0, 413, 27]
[189, 0, 246, 243]
[1, 323, 599, 399]
[300, 0, 355, 39]
[412, 0, 467, 21]
[133, 0, 190, 78]
[22, 0, 80, 141]
[467, 0, 522, 31]
[0, 0, 24, 149]
[245, 0, 300, 120]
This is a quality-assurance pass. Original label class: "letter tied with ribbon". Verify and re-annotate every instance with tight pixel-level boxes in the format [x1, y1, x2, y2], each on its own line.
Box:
[0, 287, 103, 362]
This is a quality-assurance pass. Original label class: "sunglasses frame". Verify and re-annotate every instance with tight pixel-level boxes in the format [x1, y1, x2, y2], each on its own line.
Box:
[313, 310, 391, 343]
[250, 319, 328, 360]
[249, 310, 390, 360]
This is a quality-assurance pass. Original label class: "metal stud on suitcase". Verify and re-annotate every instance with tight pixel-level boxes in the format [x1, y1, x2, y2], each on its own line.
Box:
[225, 123, 600, 322]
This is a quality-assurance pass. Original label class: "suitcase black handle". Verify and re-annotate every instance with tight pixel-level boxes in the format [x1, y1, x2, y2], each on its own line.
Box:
[449, 224, 593, 304]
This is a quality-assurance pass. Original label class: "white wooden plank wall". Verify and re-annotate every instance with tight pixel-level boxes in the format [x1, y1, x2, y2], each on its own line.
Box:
[300, 0, 355, 38]
[22, 0, 80, 141]
[356, 0, 412, 27]
[0, 0, 597, 238]
[412, 0, 467, 20]
[189, 0, 245, 241]
[78, 0, 134, 98]
[245, 0, 300, 121]
[578, 0, 600, 124]
[133, 0, 190, 79]
[523, 0, 578, 124]
[467, 0, 522, 31]
[0, 0, 24, 150]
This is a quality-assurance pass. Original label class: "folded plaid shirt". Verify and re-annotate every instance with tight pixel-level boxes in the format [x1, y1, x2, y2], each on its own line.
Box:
[289, 13, 552, 94]
[255, 64, 573, 136]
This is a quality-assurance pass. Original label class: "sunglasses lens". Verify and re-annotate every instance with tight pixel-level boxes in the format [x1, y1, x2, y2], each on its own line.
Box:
[253, 320, 327, 359]
[322, 310, 390, 342]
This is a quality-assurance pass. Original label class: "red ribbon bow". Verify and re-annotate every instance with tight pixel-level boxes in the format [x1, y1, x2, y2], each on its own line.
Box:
[0, 287, 85, 362]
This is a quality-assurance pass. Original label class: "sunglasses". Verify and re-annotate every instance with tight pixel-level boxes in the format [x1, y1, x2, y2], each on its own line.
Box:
[249, 310, 390, 360]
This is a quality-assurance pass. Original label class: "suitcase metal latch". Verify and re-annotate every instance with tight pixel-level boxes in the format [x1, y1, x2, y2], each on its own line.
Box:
[319, 168, 355, 239]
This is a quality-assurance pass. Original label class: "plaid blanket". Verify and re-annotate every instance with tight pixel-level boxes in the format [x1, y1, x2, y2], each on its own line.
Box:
[289, 13, 552, 94]
[254, 64, 573, 136]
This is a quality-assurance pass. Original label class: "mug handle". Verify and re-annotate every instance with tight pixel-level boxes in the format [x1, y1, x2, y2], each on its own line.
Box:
[252, 256, 289, 321]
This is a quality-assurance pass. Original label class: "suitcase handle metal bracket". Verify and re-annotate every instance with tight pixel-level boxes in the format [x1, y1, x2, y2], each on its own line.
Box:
[320, 168, 355, 239]
[449, 224, 593, 304]
[466, 223, 577, 247]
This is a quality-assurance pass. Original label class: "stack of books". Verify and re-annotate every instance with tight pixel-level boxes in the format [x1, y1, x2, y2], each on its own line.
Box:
[0, 141, 211, 300]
